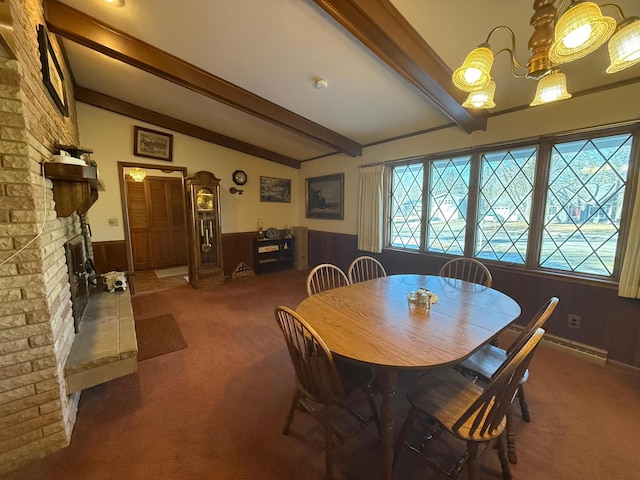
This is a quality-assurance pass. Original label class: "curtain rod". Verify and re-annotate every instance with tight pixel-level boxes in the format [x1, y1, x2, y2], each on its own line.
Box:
[358, 161, 386, 168]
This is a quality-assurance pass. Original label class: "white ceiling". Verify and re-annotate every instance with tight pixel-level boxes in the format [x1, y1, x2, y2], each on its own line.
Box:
[52, 0, 640, 165]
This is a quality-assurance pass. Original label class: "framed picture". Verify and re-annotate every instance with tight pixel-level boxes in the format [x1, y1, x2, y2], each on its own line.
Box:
[37, 25, 68, 117]
[134, 126, 173, 161]
[306, 173, 344, 220]
[260, 176, 291, 203]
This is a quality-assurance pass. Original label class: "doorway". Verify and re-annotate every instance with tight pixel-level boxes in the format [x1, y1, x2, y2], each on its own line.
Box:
[118, 163, 189, 283]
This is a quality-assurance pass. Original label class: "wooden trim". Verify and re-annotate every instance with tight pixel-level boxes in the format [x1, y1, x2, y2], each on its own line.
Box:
[75, 87, 300, 169]
[44, 0, 362, 157]
[313, 0, 487, 133]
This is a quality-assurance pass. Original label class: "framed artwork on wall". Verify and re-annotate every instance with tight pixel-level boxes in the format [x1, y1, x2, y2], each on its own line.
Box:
[37, 24, 68, 117]
[305, 173, 344, 220]
[260, 176, 291, 203]
[133, 126, 174, 161]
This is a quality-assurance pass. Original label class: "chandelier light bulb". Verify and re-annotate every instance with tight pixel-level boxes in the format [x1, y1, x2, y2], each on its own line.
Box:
[463, 67, 483, 84]
[562, 23, 592, 48]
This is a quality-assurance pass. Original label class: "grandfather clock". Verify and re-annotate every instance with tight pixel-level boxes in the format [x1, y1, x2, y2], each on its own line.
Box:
[185, 171, 224, 288]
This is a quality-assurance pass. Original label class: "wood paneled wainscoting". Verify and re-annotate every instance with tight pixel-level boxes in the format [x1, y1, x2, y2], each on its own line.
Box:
[307, 230, 640, 369]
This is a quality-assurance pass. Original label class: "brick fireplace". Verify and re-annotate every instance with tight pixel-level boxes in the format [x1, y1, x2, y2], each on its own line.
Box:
[0, 0, 85, 473]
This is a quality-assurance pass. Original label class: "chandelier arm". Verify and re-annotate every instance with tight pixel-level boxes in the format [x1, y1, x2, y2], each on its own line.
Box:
[600, 4, 626, 21]
[493, 48, 529, 78]
[484, 26, 528, 73]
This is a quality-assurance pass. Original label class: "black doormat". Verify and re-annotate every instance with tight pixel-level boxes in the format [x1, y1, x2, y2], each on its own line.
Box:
[135, 314, 187, 361]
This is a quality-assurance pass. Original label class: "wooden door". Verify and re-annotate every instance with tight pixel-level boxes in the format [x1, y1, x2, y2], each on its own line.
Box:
[126, 177, 187, 270]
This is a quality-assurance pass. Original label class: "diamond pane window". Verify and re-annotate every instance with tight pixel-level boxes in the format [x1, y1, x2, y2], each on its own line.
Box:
[541, 133, 632, 276]
[427, 156, 470, 255]
[475, 146, 537, 263]
[390, 164, 424, 249]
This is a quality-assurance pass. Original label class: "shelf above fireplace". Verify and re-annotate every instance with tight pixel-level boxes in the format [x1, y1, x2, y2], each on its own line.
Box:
[44, 162, 105, 217]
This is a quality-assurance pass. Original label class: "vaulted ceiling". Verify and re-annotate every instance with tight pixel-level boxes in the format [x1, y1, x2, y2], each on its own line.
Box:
[45, 0, 640, 168]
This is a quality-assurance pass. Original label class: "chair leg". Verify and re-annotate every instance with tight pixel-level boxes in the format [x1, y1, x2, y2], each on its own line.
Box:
[496, 432, 513, 480]
[393, 407, 417, 466]
[466, 441, 480, 480]
[283, 391, 301, 435]
[517, 385, 531, 422]
[506, 407, 518, 464]
[365, 386, 381, 437]
[324, 405, 337, 480]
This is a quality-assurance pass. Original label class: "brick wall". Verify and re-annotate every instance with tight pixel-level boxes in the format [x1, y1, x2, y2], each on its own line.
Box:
[0, 0, 84, 473]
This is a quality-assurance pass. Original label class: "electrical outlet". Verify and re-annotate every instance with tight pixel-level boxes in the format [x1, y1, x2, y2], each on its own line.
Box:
[568, 314, 582, 329]
[108, 218, 119, 226]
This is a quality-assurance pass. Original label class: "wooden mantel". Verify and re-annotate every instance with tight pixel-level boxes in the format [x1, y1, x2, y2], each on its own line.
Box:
[44, 162, 104, 217]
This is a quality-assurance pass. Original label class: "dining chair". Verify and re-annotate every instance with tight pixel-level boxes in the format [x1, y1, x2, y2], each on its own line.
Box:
[456, 296, 559, 464]
[394, 327, 546, 480]
[306, 263, 349, 296]
[438, 257, 493, 288]
[347, 255, 387, 284]
[274, 306, 380, 480]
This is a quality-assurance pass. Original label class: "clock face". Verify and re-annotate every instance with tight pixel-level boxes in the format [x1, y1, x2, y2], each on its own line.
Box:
[196, 187, 214, 211]
[232, 170, 247, 186]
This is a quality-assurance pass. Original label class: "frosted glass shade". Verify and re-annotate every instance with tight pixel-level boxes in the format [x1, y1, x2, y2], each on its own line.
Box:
[606, 17, 640, 73]
[462, 80, 496, 109]
[549, 1, 616, 64]
[452, 47, 494, 92]
[530, 70, 572, 106]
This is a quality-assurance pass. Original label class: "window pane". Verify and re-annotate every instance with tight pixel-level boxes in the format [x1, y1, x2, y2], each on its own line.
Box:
[476, 146, 537, 263]
[427, 156, 470, 255]
[541, 133, 632, 276]
[390, 164, 423, 249]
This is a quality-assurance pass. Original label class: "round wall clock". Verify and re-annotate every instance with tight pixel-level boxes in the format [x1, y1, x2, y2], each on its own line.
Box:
[232, 170, 247, 186]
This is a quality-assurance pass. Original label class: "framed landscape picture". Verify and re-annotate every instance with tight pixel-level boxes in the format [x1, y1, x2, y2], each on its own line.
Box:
[134, 126, 173, 161]
[306, 173, 344, 220]
[260, 176, 291, 203]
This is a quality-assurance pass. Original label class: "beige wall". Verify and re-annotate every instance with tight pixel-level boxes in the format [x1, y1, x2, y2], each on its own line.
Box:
[77, 104, 302, 242]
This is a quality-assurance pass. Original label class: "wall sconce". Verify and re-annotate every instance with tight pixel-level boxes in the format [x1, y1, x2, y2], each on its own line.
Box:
[229, 187, 244, 195]
[129, 168, 146, 182]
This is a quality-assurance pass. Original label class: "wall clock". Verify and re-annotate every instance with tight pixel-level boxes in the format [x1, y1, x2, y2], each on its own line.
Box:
[232, 170, 247, 186]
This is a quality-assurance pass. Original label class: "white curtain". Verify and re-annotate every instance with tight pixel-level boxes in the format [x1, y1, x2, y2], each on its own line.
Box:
[357, 164, 385, 253]
[619, 181, 640, 298]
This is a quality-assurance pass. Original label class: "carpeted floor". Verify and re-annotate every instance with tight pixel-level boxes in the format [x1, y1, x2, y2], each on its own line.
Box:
[2, 269, 640, 480]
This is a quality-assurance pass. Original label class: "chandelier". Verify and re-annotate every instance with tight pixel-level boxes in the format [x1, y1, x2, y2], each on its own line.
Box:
[129, 167, 146, 182]
[452, 1, 640, 109]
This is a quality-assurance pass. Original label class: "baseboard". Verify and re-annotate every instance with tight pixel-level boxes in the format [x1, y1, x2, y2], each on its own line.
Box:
[506, 326, 608, 365]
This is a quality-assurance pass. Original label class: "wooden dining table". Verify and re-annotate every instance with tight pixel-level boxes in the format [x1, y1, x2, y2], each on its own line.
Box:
[295, 273, 521, 480]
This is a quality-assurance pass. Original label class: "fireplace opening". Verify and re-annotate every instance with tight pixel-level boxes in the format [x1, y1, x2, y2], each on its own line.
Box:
[64, 234, 91, 332]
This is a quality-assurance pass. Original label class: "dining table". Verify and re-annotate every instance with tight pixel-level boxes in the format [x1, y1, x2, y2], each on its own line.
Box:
[295, 273, 521, 480]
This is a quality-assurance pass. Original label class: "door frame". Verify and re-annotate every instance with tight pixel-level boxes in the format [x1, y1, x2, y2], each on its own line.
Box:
[118, 162, 188, 278]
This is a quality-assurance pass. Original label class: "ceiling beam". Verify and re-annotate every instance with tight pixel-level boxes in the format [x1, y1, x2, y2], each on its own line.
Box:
[313, 0, 487, 133]
[75, 87, 301, 169]
[44, 0, 362, 157]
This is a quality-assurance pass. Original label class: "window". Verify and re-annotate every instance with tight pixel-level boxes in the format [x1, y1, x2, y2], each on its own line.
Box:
[427, 156, 470, 255]
[476, 146, 537, 264]
[541, 134, 632, 276]
[386, 128, 637, 279]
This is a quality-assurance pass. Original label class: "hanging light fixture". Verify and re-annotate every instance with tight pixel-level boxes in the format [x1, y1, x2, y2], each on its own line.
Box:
[129, 168, 146, 182]
[530, 69, 572, 105]
[462, 79, 497, 109]
[451, 1, 640, 110]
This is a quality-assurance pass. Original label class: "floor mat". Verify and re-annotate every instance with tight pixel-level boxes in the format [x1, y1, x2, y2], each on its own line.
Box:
[154, 266, 188, 278]
[134, 314, 187, 361]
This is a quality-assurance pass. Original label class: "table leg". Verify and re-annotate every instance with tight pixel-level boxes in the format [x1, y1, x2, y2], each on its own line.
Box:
[376, 368, 397, 480]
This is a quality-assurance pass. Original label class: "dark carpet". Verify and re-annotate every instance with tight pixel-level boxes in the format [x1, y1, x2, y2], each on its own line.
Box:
[134, 314, 187, 361]
[2, 269, 639, 480]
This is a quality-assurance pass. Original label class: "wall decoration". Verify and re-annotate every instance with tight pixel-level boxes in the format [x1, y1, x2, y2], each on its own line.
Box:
[134, 126, 174, 161]
[306, 173, 344, 220]
[260, 176, 291, 203]
[37, 25, 68, 117]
